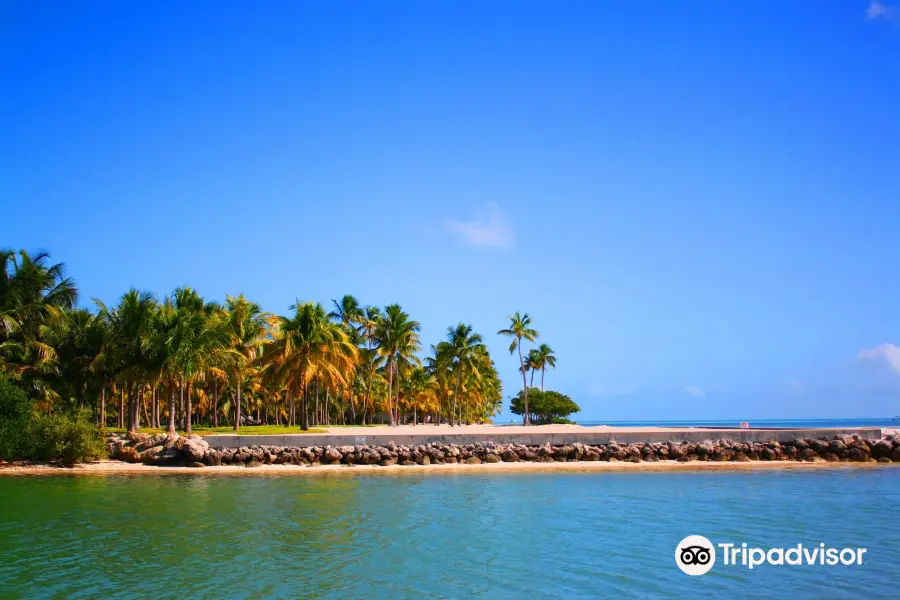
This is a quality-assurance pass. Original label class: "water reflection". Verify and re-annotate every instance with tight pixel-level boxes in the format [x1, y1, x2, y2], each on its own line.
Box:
[0, 470, 897, 599]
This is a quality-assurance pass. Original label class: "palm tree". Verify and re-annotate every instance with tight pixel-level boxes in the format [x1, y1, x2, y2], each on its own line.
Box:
[329, 295, 363, 422]
[535, 343, 556, 391]
[0, 250, 78, 405]
[329, 295, 363, 336]
[223, 294, 270, 432]
[167, 288, 230, 434]
[95, 289, 157, 432]
[261, 302, 357, 430]
[357, 306, 381, 424]
[524, 348, 540, 389]
[46, 308, 106, 412]
[373, 304, 421, 426]
[498, 312, 538, 425]
[445, 323, 486, 426]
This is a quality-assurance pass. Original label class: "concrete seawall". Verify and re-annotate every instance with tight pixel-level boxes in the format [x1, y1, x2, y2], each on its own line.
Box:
[203, 427, 886, 449]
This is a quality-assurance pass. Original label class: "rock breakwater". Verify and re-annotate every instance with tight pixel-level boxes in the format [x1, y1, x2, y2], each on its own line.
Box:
[106, 432, 900, 468]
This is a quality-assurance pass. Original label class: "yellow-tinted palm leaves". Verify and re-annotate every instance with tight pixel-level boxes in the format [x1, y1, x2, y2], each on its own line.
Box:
[262, 302, 358, 430]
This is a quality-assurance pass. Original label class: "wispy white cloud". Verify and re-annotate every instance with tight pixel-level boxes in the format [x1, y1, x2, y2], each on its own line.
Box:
[785, 379, 806, 395]
[867, 1, 899, 21]
[587, 384, 637, 397]
[858, 343, 900, 372]
[446, 202, 514, 250]
[683, 385, 705, 397]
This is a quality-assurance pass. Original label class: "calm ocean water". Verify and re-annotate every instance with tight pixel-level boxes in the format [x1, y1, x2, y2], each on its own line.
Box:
[0, 469, 897, 599]
[574, 418, 900, 428]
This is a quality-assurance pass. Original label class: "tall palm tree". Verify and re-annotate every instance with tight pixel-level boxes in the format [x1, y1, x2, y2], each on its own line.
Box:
[445, 323, 486, 426]
[0, 250, 78, 405]
[535, 343, 556, 391]
[46, 307, 106, 412]
[168, 288, 229, 434]
[145, 298, 177, 433]
[95, 289, 157, 432]
[524, 348, 540, 389]
[328, 295, 363, 335]
[223, 294, 270, 432]
[357, 306, 381, 424]
[261, 302, 357, 430]
[373, 304, 421, 426]
[329, 295, 363, 423]
[498, 312, 538, 425]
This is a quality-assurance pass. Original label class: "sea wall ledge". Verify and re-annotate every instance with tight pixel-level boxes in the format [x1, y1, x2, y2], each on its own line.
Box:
[202, 427, 886, 449]
[106, 428, 900, 468]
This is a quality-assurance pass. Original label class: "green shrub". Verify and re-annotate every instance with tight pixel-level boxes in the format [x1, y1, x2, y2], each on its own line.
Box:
[510, 388, 581, 425]
[0, 378, 38, 460]
[31, 410, 107, 465]
[0, 378, 106, 464]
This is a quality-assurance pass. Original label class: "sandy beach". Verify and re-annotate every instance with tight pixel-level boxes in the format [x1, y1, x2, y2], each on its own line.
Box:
[2, 458, 895, 477]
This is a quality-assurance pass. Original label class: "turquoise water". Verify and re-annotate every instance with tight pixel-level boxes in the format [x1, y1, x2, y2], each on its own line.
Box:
[0, 469, 897, 598]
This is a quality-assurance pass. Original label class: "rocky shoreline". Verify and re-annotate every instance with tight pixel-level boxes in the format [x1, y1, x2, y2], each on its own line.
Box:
[107, 431, 900, 468]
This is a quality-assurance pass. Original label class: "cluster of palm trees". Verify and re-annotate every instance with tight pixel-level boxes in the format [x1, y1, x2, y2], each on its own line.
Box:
[497, 312, 555, 425]
[1, 250, 506, 433]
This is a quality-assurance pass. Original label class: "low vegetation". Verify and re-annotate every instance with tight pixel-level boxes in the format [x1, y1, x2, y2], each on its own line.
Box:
[510, 388, 580, 425]
[0, 377, 106, 464]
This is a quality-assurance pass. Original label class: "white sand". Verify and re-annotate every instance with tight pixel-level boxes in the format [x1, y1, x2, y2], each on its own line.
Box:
[1, 459, 893, 477]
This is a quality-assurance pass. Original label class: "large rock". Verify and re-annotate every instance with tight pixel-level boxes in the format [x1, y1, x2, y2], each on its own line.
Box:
[848, 447, 869, 462]
[501, 450, 520, 462]
[181, 439, 207, 462]
[323, 446, 343, 463]
[118, 446, 141, 463]
[139, 445, 164, 463]
[871, 440, 893, 459]
[126, 432, 151, 445]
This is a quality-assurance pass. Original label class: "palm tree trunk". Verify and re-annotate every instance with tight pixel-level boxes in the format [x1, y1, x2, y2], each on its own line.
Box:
[289, 387, 295, 427]
[234, 381, 241, 432]
[301, 381, 310, 431]
[518, 342, 529, 426]
[348, 383, 356, 424]
[213, 379, 218, 428]
[185, 383, 192, 434]
[180, 381, 187, 431]
[395, 364, 402, 425]
[386, 358, 395, 426]
[99, 383, 106, 427]
[141, 388, 149, 429]
[541, 367, 545, 391]
[118, 388, 124, 429]
[452, 369, 461, 427]
[167, 388, 176, 435]
[363, 373, 371, 425]
[127, 382, 136, 433]
[530, 369, 535, 388]
[314, 380, 320, 427]
[179, 382, 185, 430]
[151, 385, 158, 428]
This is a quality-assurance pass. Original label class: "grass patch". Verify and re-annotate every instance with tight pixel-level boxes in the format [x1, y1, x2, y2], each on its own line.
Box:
[104, 425, 327, 436]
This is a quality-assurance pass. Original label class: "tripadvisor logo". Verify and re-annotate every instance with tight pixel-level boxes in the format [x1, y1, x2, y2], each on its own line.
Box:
[676, 535, 716, 575]
[675, 536, 867, 575]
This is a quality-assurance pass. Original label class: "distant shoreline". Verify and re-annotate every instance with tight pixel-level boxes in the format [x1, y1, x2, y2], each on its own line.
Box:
[2, 459, 897, 477]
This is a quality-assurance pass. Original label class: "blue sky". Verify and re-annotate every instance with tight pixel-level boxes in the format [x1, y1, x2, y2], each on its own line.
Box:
[2, 1, 899, 421]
